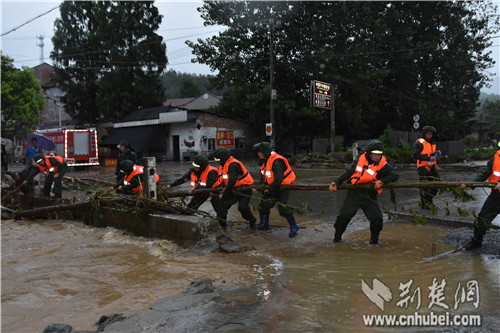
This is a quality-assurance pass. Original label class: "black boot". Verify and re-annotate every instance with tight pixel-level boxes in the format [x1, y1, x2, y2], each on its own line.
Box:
[254, 213, 269, 230]
[286, 215, 299, 237]
[249, 217, 257, 230]
[369, 232, 380, 245]
[465, 238, 482, 251]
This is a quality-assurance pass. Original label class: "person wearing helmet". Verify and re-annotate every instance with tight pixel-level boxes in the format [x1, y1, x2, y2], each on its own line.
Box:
[161, 155, 222, 210]
[211, 147, 256, 228]
[252, 142, 299, 237]
[328, 140, 399, 244]
[461, 141, 500, 250]
[414, 125, 442, 209]
[33, 153, 68, 198]
[115, 139, 138, 183]
[110, 159, 159, 195]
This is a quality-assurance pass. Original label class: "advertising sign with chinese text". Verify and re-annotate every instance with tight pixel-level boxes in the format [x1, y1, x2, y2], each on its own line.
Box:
[216, 130, 235, 148]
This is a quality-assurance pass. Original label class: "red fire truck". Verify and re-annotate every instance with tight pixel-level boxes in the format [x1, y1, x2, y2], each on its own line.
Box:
[36, 128, 99, 166]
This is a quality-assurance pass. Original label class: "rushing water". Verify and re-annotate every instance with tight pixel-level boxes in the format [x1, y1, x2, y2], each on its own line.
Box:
[2, 166, 499, 332]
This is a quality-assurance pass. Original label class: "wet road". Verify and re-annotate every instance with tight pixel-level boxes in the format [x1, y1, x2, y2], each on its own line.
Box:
[2, 162, 499, 332]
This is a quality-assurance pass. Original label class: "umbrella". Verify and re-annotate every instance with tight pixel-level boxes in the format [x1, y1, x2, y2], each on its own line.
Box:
[26, 133, 56, 151]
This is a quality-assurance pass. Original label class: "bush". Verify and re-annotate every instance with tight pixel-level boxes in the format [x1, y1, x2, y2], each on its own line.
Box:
[383, 139, 413, 164]
[464, 147, 497, 161]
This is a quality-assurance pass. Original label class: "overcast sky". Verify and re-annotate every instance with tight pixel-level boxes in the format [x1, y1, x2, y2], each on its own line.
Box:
[1, 0, 225, 75]
[1, 0, 499, 94]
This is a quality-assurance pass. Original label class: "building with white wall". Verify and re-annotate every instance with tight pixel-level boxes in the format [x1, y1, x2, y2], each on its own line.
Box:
[100, 94, 255, 161]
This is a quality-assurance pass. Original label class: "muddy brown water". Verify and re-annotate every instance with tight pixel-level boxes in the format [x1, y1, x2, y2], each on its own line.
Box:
[2, 165, 499, 332]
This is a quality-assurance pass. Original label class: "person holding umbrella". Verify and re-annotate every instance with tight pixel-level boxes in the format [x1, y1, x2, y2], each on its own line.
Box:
[23, 137, 41, 165]
[33, 153, 68, 198]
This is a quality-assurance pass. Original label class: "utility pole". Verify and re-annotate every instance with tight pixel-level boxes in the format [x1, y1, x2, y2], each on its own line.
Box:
[268, 19, 280, 149]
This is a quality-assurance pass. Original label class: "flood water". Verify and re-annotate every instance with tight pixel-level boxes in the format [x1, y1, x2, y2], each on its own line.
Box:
[2, 165, 499, 332]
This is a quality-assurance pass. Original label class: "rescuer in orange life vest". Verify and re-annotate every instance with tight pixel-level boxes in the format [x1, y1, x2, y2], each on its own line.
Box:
[460, 141, 500, 250]
[252, 142, 299, 237]
[211, 147, 257, 228]
[413, 125, 442, 209]
[33, 153, 68, 198]
[161, 155, 222, 210]
[328, 140, 399, 244]
[110, 160, 159, 195]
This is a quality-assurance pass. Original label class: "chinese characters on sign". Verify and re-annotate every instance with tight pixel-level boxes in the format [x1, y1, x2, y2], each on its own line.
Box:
[216, 130, 235, 149]
[311, 80, 333, 109]
[44, 133, 64, 144]
[362, 277, 480, 312]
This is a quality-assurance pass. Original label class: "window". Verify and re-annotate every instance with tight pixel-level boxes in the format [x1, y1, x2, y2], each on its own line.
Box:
[206, 138, 216, 151]
[235, 138, 245, 149]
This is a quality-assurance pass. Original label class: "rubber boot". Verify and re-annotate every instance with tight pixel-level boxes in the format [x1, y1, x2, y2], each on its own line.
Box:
[286, 215, 299, 237]
[249, 217, 257, 230]
[254, 213, 269, 231]
[465, 237, 482, 251]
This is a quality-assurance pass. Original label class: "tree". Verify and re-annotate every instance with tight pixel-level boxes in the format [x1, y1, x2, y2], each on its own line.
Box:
[478, 99, 500, 132]
[51, 1, 167, 123]
[160, 70, 226, 99]
[188, 1, 499, 144]
[1, 54, 44, 138]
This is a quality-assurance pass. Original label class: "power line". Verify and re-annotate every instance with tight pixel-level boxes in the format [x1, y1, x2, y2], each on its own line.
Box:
[1, 5, 60, 37]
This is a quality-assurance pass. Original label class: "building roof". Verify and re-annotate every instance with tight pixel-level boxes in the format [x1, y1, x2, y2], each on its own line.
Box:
[164, 97, 196, 108]
[101, 125, 163, 153]
[33, 63, 57, 89]
[117, 105, 171, 123]
[164, 93, 222, 110]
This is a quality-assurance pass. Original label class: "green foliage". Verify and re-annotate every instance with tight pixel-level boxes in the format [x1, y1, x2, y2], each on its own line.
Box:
[1, 54, 44, 138]
[333, 136, 343, 152]
[51, 1, 167, 123]
[379, 123, 413, 163]
[160, 70, 226, 99]
[378, 124, 393, 147]
[464, 146, 498, 160]
[189, 1, 499, 143]
[477, 99, 500, 132]
[383, 139, 414, 163]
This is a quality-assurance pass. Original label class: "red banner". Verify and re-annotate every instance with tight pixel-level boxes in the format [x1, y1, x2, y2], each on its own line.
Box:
[216, 130, 235, 148]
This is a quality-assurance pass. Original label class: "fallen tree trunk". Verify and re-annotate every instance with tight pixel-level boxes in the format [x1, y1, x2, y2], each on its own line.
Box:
[162, 182, 496, 198]
[12, 197, 128, 219]
[10, 195, 198, 219]
[63, 175, 115, 186]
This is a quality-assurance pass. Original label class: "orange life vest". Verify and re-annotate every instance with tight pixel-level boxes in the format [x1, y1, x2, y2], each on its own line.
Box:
[260, 151, 296, 185]
[487, 150, 500, 189]
[348, 153, 387, 193]
[190, 165, 222, 188]
[219, 156, 254, 186]
[416, 138, 438, 171]
[124, 165, 159, 193]
[37, 156, 64, 174]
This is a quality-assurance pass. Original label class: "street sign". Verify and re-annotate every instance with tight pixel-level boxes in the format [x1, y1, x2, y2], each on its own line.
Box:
[265, 123, 273, 136]
[413, 122, 420, 130]
[311, 80, 332, 109]
[413, 114, 420, 122]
